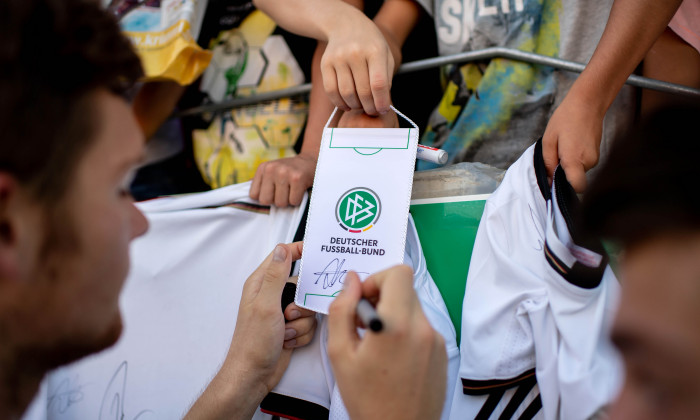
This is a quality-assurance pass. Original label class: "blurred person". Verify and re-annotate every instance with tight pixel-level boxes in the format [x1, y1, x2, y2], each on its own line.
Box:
[582, 104, 700, 419]
[0, 1, 317, 417]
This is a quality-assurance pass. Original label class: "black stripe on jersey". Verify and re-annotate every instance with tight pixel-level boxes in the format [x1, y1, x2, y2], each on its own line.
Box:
[462, 368, 536, 395]
[499, 374, 537, 419]
[475, 389, 506, 420]
[205, 201, 271, 214]
[290, 199, 310, 276]
[260, 392, 329, 420]
[545, 240, 607, 289]
[533, 138, 551, 202]
[518, 394, 542, 420]
[552, 166, 608, 260]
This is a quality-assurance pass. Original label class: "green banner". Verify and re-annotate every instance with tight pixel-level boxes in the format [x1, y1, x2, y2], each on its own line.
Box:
[410, 197, 487, 344]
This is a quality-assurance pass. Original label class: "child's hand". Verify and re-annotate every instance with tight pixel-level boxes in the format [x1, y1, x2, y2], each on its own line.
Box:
[321, 13, 394, 116]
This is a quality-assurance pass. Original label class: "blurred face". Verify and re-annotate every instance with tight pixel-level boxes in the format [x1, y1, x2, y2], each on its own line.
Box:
[8, 90, 148, 367]
[610, 233, 700, 419]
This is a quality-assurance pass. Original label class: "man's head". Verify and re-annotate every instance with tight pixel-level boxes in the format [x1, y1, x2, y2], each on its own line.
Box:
[0, 0, 148, 375]
[582, 104, 700, 418]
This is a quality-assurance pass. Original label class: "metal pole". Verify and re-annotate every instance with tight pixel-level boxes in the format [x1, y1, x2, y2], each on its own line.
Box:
[176, 47, 700, 117]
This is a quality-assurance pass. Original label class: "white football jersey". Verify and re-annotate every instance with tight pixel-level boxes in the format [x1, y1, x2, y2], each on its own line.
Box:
[26, 182, 458, 420]
[448, 141, 622, 420]
[33, 182, 306, 420]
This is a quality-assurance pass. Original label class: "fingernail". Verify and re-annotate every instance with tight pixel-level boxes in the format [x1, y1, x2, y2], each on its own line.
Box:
[284, 339, 297, 349]
[287, 309, 301, 321]
[284, 328, 297, 340]
[273, 245, 286, 262]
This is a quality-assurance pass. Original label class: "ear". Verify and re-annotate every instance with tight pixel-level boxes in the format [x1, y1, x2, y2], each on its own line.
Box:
[0, 172, 23, 282]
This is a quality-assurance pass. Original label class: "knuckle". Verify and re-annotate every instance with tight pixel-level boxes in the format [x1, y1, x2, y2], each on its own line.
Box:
[289, 171, 302, 183]
[370, 78, 388, 92]
[348, 45, 363, 60]
[294, 333, 313, 348]
[366, 44, 381, 57]
[391, 321, 410, 340]
[289, 195, 302, 207]
[264, 163, 277, 176]
[328, 298, 343, 317]
[255, 302, 279, 320]
[395, 264, 414, 279]
[417, 321, 436, 343]
[339, 86, 355, 99]
[356, 87, 372, 101]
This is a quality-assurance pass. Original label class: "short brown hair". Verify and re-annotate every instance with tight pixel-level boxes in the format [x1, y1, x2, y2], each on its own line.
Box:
[0, 0, 143, 203]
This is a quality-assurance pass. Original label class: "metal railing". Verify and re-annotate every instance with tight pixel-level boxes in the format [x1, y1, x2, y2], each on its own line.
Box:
[176, 46, 700, 117]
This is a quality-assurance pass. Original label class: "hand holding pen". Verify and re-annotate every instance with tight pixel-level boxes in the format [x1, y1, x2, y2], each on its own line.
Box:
[327, 266, 448, 420]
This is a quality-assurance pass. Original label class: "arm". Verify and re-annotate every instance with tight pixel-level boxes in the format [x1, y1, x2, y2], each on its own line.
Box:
[185, 243, 317, 420]
[542, 0, 682, 192]
[249, 42, 329, 207]
[249, 0, 420, 206]
[327, 267, 447, 420]
[253, 0, 420, 115]
[253, 0, 389, 113]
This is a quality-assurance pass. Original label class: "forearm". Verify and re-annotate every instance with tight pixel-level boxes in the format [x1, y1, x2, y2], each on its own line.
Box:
[300, 42, 331, 158]
[373, 0, 422, 71]
[253, 0, 370, 43]
[184, 363, 268, 420]
[571, 0, 682, 114]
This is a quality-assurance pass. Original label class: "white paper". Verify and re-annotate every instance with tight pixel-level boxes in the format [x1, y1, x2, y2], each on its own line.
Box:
[296, 125, 419, 313]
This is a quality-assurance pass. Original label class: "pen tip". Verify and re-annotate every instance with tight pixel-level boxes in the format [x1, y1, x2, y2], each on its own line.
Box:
[369, 319, 384, 332]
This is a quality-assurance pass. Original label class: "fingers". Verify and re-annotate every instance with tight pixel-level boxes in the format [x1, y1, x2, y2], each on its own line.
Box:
[362, 264, 416, 321]
[327, 271, 363, 358]
[284, 314, 317, 348]
[288, 181, 307, 207]
[274, 180, 291, 208]
[249, 157, 315, 207]
[321, 61, 349, 111]
[286, 241, 304, 261]
[335, 65, 362, 110]
[257, 169, 276, 206]
[322, 47, 392, 116]
[249, 162, 265, 201]
[367, 50, 392, 115]
[258, 244, 293, 299]
[349, 59, 377, 116]
[560, 160, 588, 193]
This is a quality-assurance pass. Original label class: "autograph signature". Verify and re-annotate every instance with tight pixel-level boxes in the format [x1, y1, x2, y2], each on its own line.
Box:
[313, 258, 368, 289]
[99, 361, 153, 420]
[48, 376, 86, 414]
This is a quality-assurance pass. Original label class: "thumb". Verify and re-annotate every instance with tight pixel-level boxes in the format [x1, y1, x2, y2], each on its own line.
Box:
[560, 160, 587, 193]
[327, 272, 362, 361]
[258, 244, 293, 299]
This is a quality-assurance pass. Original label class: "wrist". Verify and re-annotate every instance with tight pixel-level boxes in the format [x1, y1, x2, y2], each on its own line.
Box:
[318, 4, 369, 42]
[218, 358, 271, 407]
[374, 22, 402, 73]
[564, 73, 615, 118]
